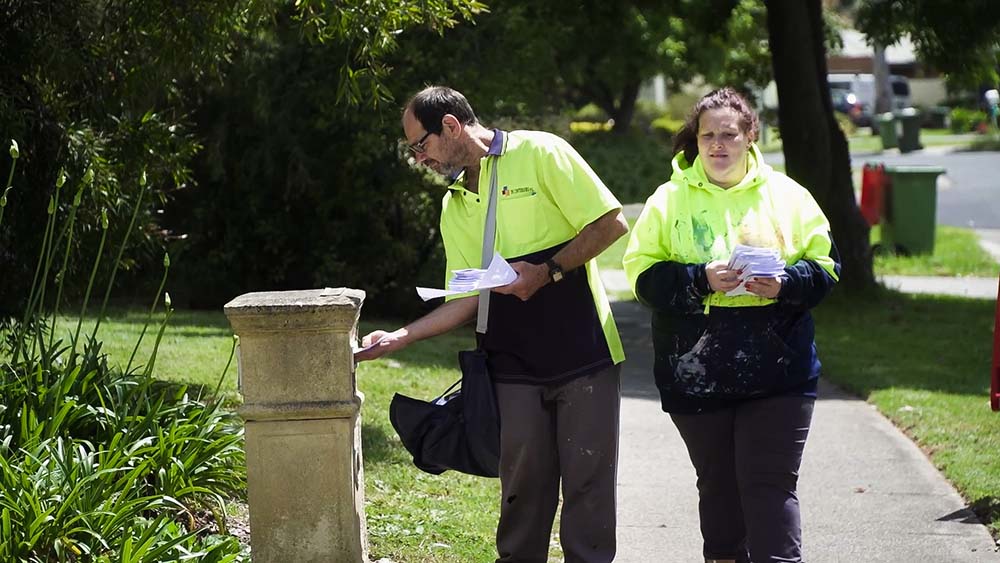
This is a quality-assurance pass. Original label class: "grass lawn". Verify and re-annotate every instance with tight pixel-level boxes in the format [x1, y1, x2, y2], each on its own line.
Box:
[70, 286, 1000, 555]
[968, 133, 1000, 152]
[848, 130, 984, 153]
[847, 133, 886, 154]
[354, 324, 502, 562]
[597, 217, 636, 272]
[55, 223, 1000, 558]
[64, 308, 240, 399]
[871, 224, 1000, 277]
[813, 289, 1000, 536]
[761, 128, 987, 155]
[68, 308, 501, 561]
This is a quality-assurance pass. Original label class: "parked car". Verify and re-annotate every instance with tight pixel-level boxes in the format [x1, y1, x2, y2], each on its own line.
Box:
[830, 86, 868, 125]
[828, 73, 911, 127]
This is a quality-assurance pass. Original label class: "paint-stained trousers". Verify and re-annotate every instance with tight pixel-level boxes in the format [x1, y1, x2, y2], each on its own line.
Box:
[671, 395, 815, 563]
[493, 365, 621, 563]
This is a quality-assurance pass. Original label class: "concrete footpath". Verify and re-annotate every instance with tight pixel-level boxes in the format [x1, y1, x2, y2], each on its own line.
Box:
[612, 300, 999, 562]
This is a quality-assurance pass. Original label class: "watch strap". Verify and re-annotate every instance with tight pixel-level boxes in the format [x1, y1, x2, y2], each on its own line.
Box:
[545, 258, 564, 282]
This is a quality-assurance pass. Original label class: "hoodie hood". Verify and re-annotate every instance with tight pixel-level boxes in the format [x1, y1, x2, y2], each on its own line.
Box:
[670, 143, 771, 194]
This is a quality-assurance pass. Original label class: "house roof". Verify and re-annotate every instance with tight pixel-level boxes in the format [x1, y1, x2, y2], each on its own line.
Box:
[833, 29, 917, 64]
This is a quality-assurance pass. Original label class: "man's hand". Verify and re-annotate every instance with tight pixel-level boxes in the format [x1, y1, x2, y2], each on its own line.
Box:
[493, 261, 548, 301]
[354, 296, 478, 364]
[746, 276, 782, 299]
[354, 328, 409, 362]
[705, 260, 742, 293]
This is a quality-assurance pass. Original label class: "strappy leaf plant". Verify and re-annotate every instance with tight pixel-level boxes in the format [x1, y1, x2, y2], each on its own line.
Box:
[0, 140, 247, 561]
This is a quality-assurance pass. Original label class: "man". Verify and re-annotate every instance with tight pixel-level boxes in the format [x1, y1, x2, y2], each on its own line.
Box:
[355, 86, 627, 563]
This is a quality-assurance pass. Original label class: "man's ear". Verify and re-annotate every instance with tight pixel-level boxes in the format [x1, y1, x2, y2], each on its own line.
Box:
[441, 114, 462, 138]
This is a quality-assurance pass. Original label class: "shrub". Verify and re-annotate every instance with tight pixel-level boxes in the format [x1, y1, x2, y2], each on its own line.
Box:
[574, 103, 609, 122]
[162, 21, 445, 316]
[0, 141, 248, 562]
[570, 130, 672, 204]
[633, 100, 670, 130]
[834, 111, 857, 137]
[570, 121, 613, 133]
[949, 107, 988, 132]
[650, 116, 685, 140]
[0, 2, 265, 317]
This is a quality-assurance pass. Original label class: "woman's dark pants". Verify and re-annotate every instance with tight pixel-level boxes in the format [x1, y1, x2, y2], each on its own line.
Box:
[671, 395, 815, 563]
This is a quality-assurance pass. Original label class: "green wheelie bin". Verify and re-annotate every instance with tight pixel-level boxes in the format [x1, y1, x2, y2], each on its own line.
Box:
[896, 108, 923, 153]
[880, 165, 945, 255]
[877, 112, 899, 150]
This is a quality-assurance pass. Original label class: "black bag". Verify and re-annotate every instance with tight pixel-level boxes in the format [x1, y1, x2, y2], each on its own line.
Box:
[389, 349, 500, 478]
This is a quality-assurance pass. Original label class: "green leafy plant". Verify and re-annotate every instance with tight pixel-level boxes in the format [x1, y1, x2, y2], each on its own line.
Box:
[571, 130, 672, 204]
[0, 140, 248, 561]
[949, 107, 988, 133]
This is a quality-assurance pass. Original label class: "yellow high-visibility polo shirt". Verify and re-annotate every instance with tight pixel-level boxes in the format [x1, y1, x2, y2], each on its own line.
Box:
[440, 129, 625, 383]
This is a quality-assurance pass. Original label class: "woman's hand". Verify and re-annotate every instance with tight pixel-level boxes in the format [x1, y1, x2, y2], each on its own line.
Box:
[746, 276, 782, 299]
[705, 260, 742, 293]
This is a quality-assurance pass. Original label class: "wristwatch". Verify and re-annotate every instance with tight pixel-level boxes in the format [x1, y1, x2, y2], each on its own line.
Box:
[545, 258, 564, 283]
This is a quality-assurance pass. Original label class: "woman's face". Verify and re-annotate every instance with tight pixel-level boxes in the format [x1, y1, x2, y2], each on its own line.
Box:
[697, 107, 751, 189]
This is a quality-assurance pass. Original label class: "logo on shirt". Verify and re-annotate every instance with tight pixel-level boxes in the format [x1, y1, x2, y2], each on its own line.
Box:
[501, 185, 537, 200]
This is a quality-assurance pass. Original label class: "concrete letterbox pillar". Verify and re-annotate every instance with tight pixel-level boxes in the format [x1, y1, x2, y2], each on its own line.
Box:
[224, 288, 368, 563]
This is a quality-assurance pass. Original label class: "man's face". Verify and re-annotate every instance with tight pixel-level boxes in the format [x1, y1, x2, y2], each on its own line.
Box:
[402, 109, 462, 178]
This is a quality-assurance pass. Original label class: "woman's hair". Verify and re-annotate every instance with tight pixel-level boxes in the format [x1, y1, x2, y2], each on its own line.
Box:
[406, 86, 479, 135]
[671, 87, 760, 164]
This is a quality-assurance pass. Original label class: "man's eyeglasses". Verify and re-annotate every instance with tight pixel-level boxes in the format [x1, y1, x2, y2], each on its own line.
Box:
[407, 131, 433, 154]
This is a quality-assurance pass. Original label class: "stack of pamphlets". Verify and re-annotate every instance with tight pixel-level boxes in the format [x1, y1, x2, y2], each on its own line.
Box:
[725, 244, 786, 296]
[416, 254, 517, 301]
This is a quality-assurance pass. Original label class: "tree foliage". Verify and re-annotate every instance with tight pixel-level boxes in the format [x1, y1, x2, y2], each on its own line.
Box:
[709, 0, 774, 91]
[2, 0, 896, 315]
[164, 10, 449, 312]
[515, 0, 735, 133]
[0, 0, 484, 314]
[390, 0, 751, 133]
[546, 0, 704, 132]
[0, 0, 269, 314]
[856, 0, 1000, 86]
[293, 0, 487, 107]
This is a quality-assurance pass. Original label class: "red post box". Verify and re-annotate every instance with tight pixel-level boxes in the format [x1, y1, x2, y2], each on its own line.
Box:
[859, 162, 888, 227]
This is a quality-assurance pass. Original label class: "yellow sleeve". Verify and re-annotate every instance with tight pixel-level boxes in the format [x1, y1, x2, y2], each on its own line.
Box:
[796, 188, 840, 281]
[440, 195, 479, 302]
[622, 184, 672, 292]
[537, 135, 622, 231]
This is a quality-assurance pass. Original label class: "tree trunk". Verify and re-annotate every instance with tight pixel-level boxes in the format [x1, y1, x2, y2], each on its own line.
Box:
[872, 44, 892, 114]
[765, 0, 876, 291]
[610, 77, 640, 135]
[585, 74, 641, 135]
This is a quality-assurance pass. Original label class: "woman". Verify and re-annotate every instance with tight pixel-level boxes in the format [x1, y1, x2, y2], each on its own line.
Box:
[622, 88, 840, 563]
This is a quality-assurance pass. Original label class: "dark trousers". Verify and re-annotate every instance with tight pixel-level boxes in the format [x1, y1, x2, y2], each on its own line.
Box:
[671, 395, 815, 563]
[493, 365, 621, 563]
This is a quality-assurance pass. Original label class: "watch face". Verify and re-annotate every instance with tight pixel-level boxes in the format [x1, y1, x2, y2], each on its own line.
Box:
[547, 259, 563, 282]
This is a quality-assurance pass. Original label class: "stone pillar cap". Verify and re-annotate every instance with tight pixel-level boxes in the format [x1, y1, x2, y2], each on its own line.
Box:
[225, 287, 365, 313]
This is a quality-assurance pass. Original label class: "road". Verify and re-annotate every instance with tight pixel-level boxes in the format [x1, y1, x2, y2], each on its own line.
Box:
[762, 148, 1000, 228]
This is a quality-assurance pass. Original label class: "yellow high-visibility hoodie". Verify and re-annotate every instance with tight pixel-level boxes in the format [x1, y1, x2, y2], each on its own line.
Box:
[622, 145, 840, 413]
